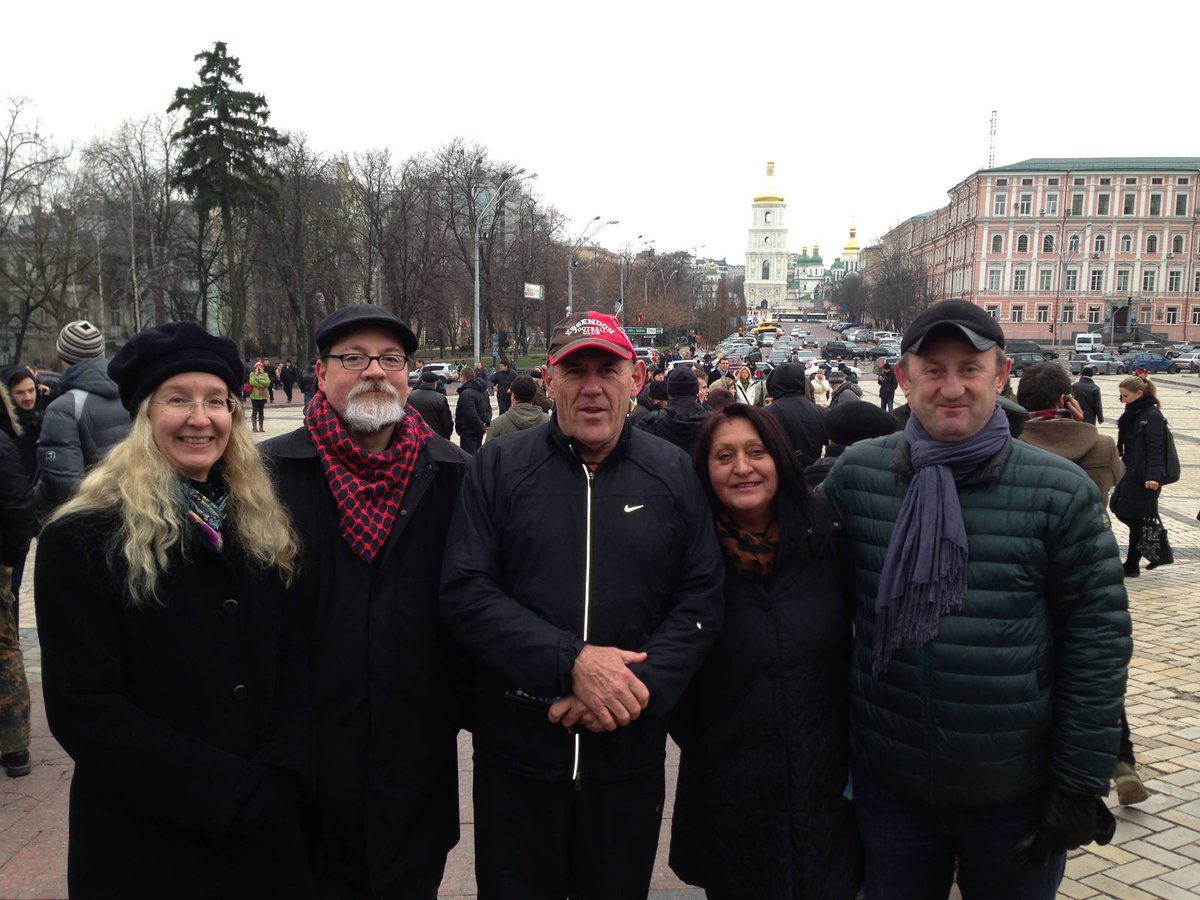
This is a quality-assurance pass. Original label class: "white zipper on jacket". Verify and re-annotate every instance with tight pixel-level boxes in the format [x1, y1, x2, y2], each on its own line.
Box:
[572, 461, 594, 790]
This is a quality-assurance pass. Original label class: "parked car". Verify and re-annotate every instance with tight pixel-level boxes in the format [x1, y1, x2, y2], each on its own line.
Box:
[666, 358, 703, 373]
[1067, 352, 1127, 376]
[767, 349, 791, 365]
[1006, 340, 1059, 360]
[822, 340, 862, 359]
[753, 362, 774, 381]
[633, 346, 661, 367]
[1172, 350, 1200, 373]
[875, 355, 902, 373]
[1009, 352, 1052, 377]
[409, 362, 459, 386]
[1120, 351, 1177, 374]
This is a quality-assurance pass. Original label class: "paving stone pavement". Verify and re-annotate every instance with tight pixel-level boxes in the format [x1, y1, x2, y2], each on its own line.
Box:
[6, 375, 1200, 898]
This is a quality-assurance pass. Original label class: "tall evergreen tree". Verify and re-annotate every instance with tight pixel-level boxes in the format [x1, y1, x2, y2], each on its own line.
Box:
[168, 41, 286, 340]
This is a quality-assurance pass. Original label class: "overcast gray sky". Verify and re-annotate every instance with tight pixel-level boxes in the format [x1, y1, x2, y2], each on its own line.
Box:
[6, 0, 1198, 267]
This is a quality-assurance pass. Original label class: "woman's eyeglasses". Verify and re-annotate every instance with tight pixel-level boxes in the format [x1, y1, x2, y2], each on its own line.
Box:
[153, 396, 240, 416]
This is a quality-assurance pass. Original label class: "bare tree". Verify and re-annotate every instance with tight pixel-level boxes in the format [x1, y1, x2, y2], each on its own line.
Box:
[0, 98, 71, 242]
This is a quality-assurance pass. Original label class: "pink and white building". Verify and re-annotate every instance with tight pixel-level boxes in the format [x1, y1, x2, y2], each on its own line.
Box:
[886, 158, 1200, 343]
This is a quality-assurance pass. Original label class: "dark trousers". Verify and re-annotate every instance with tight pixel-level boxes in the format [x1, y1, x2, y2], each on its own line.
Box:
[473, 761, 664, 900]
[1119, 709, 1136, 765]
[852, 765, 1064, 900]
[251, 398, 266, 429]
[459, 432, 483, 455]
[497, 391, 512, 414]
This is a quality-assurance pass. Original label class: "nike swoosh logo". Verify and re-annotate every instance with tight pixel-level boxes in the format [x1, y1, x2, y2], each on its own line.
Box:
[624, 504, 644, 513]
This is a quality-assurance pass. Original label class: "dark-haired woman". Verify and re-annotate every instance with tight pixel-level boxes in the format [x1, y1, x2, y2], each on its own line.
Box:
[1112, 375, 1171, 576]
[669, 403, 861, 899]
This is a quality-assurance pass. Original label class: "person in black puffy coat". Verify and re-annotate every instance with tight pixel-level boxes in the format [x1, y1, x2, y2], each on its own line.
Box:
[669, 403, 862, 899]
[1112, 374, 1171, 576]
[455, 368, 492, 454]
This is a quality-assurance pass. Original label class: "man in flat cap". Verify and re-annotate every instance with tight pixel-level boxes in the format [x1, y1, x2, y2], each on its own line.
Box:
[819, 299, 1130, 899]
[262, 304, 469, 897]
[440, 310, 723, 899]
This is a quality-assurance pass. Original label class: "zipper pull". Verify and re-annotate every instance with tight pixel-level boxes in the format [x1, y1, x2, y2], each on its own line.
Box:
[573, 770, 582, 791]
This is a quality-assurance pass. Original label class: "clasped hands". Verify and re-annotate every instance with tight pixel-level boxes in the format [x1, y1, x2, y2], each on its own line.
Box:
[547, 644, 649, 733]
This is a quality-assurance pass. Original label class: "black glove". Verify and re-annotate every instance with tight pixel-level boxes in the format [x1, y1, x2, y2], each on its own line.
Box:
[230, 764, 294, 836]
[1015, 789, 1116, 867]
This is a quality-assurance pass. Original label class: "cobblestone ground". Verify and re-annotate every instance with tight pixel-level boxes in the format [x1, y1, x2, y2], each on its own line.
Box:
[5, 375, 1200, 898]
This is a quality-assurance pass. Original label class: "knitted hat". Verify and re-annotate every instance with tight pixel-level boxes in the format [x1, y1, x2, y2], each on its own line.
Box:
[648, 381, 670, 401]
[826, 402, 897, 446]
[57, 320, 105, 365]
[108, 321, 243, 416]
[666, 365, 700, 397]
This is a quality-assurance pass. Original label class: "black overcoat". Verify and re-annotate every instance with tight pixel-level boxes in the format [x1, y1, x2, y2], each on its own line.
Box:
[35, 510, 315, 899]
[262, 427, 469, 893]
[669, 495, 862, 899]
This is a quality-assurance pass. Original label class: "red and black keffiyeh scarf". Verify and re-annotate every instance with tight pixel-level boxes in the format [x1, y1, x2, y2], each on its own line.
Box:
[306, 391, 432, 562]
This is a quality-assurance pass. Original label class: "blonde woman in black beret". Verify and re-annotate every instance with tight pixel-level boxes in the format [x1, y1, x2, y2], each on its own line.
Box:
[34, 321, 314, 898]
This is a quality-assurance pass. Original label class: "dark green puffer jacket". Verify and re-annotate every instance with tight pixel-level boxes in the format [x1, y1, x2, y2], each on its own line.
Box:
[820, 433, 1130, 810]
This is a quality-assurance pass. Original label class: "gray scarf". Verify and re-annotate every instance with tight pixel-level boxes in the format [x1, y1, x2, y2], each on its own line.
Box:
[872, 405, 1010, 675]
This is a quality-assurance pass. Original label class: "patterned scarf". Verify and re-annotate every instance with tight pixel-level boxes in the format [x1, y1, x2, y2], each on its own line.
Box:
[180, 471, 230, 552]
[305, 390, 432, 562]
[715, 511, 779, 580]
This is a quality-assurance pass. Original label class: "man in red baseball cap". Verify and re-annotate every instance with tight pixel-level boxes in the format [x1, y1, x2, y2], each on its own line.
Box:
[441, 309, 723, 898]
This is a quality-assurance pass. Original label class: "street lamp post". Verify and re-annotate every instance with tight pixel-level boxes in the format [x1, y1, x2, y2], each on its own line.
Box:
[566, 217, 618, 315]
[474, 169, 537, 367]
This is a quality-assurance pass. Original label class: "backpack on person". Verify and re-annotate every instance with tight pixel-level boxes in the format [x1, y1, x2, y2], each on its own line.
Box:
[1161, 425, 1180, 485]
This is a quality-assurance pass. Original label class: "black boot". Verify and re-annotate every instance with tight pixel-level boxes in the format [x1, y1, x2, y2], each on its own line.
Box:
[1123, 559, 1140, 577]
[2, 749, 31, 777]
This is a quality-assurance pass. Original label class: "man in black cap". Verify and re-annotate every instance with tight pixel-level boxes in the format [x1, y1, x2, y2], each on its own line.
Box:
[261, 304, 470, 897]
[440, 310, 723, 900]
[819, 299, 1130, 899]
[406, 369, 453, 440]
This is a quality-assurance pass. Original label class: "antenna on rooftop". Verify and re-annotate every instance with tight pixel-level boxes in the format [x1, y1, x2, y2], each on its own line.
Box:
[988, 110, 997, 169]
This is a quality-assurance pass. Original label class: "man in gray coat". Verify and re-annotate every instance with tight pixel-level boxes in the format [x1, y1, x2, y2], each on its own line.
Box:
[33, 321, 130, 515]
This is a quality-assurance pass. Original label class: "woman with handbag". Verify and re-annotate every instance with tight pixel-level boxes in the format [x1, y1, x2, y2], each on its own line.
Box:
[1112, 374, 1171, 576]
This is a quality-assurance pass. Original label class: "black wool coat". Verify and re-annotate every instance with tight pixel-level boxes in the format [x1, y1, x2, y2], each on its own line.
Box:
[669, 495, 862, 900]
[406, 384, 454, 440]
[262, 427, 470, 893]
[35, 510, 315, 899]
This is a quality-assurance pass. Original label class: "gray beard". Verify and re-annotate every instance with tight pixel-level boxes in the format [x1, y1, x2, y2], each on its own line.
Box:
[341, 384, 407, 433]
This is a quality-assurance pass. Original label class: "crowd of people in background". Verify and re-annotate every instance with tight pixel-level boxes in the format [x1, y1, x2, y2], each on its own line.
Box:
[0, 302, 1180, 899]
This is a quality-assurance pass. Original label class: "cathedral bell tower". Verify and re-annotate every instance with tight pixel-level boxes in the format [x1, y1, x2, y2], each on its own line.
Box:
[744, 161, 789, 312]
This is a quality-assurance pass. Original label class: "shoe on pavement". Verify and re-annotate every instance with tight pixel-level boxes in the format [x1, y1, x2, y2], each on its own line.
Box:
[1113, 761, 1150, 805]
[1, 749, 31, 778]
[1123, 561, 1140, 578]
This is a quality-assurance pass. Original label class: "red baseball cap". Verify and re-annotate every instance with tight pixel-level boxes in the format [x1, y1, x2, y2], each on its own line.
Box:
[546, 311, 635, 366]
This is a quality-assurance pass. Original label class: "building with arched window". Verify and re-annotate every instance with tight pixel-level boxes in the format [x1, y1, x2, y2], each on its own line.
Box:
[743, 162, 790, 311]
[871, 157, 1200, 342]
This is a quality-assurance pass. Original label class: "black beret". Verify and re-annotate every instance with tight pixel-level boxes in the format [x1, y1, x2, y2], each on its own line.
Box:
[314, 304, 418, 355]
[901, 300, 1006, 354]
[108, 322, 243, 416]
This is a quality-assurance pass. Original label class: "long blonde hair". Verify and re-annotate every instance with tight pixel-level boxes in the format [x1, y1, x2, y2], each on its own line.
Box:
[51, 398, 299, 605]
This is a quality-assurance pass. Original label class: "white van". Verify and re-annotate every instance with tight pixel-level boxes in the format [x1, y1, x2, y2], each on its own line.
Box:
[1074, 333, 1105, 353]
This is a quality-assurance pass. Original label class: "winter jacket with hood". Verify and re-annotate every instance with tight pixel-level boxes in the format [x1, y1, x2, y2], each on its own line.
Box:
[439, 416, 724, 782]
[34, 357, 130, 515]
[763, 363, 827, 468]
[636, 396, 708, 456]
[0, 377, 43, 482]
[454, 376, 492, 440]
[485, 402, 549, 441]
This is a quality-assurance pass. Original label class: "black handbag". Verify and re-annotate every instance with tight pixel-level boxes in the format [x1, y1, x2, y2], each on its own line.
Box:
[1138, 516, 1173, 567]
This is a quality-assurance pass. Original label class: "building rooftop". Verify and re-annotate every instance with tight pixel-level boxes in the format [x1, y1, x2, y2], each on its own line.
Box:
[986, 157, 1200, 173]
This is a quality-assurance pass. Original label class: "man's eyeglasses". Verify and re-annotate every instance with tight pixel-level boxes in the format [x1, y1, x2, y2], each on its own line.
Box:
[321, 353, 410, 372]
[152, 396, 240, 416]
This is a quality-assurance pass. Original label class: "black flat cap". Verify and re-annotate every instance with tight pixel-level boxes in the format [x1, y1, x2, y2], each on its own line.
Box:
[901, 300, 1006, 354]
[314, 304, 418, 355]
[108, 321, 243, 415]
